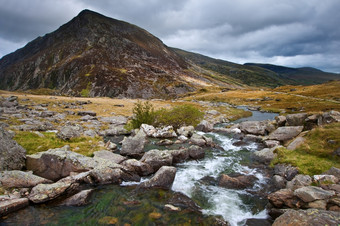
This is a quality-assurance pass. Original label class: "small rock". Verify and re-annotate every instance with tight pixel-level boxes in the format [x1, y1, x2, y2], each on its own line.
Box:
[218, 174, 257, 189]
[294, 186, 335, 202]
[93, 150, 126, 164]
[121, 159, 153, 176]
[267, 126, 303, 142]
[285, 113, 308, 126]
[137, 166, 176, 190]
[0, 198, 29, 217]
[140, 149, 173, 172]
[177, 126, 194, 137]
[188, 145, 205, 160]
[0, 170, 52, 188]
[252, 146, 280, 164]
[307, 199, 327, 210]
[164, 204, 181, 212]
[59, 189, 94, 206]
[195, 120, 213, 132]
[286, 174, 312, 190]
[263, 140, 280, 148]
[286, 137, 305, 150]
[104, 141, 117, 150]
[268, 189, 304, 208]
[314, 175, 339, 184]
[77, 111, 96, 116]
[273, 175, 286, 190]
[120, 129, 147, 158]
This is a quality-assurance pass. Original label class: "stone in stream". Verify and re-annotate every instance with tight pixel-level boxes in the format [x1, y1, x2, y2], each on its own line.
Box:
[239, 120, 272, 136]
[0, 170, 53, 188]
[252, 146, 281, 164]
[263, 140, 280, 148]
[272, 209, 340, 226]
[168, 192, 202, 213]
[121, 159, 154, 176]
[0, 127, 26, 171]
[218, 174, 258, 189]
[188, 145, 205, 160]
[177, 126, 194, 137]
[120, 129, 147, 158]
[28, 181, 79, 203]
[195, 120, 213, 132]
[137, 166, 176, 190]
[0, 198, 29, 217]
[141, 124, 177, 138]
[58, 189, 94, 206]
[140, 149, 173, 172]
[167, 149, 189, 163]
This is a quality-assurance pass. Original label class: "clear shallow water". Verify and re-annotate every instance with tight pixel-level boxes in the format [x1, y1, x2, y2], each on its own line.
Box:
[233, 106, 278, 123]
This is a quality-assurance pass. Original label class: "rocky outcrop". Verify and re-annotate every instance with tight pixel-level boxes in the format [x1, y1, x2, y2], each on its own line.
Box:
[0, 198, 29, 217]
[26, 145, 95, 181]
[0, 127, 26, 171]
[137, 166, 176, 190]
[0, 170, 52, 188]
[120, 130, 147, 158]
[140, 149, 173, 172]
[28, 181, 78, 203]
[272, 209, 340, 226]
[267, 126, 303, 142]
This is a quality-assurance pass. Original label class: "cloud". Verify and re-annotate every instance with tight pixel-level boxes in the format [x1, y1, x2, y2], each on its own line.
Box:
[0, 0, 339, 72]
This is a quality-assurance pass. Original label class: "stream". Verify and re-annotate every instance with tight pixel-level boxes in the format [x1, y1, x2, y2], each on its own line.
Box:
[1, 109, 278, 226]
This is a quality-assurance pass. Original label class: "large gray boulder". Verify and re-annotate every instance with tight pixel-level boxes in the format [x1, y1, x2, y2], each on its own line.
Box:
[28, 181, 78, 203]
[239, 121, 273, 136]
[120, 130, 147, 158]
[286, 174, 312, 190]
[140, 149, 173, 172]
[137, 166, 176, 190]
[252, 146, 281, 164]
[0, 170, 52, 188]
[57, 125, 84, 140]
[267, 126, 303, 142]
[0, 127, 26, 171]
[195, 120, 213, 132]
[273, 209, 340, 226]
[285, 113, 308, 126]
[121, 159, 153, 176]
[294, 186, 335, 202]
[0, 198, 29, 217]
[167, 149, 189, 163]
[286, 137, 305, 150]
[26, 145, 95, 181]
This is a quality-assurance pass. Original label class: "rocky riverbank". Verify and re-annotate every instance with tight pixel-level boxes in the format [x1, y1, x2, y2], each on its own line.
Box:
[1, 94, 340, 225]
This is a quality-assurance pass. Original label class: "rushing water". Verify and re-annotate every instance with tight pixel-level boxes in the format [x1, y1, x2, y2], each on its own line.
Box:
[1, 109, 277, 226]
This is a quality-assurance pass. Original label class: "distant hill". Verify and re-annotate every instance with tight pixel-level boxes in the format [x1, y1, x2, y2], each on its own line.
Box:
[244, 63, 340, 85]
[1, 9, 339, 98]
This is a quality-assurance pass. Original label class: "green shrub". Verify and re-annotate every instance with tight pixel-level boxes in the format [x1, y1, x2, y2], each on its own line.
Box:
[126, 101, 156, 130]
[154, 104, 204, 130]
[126, 102, 204, 130]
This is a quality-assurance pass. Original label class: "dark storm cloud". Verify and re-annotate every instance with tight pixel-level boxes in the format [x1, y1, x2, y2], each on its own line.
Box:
[0, 0, 339, 72]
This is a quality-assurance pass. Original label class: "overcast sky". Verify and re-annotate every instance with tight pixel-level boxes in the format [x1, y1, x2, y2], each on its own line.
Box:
[0, 0, 339, 73]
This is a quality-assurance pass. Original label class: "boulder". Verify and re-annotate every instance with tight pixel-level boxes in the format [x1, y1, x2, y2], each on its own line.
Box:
[286, 137, 305, 150]
[84, 129, 97, 137]
[318, 110, 340, 125]
[243, 134, 263, 143]
[80, 115, 97, 121]
[168, 192, 201, 213]
[58, 171, 94, 184]
[141, 124, 177, 138]
[275, 116, 286, 127]
[140, 149, 173, 172]
[272, 209, 340, 226]
[90, 166, 140, 184]
[189, 133, 209, 147]
[188, 145, 205, 160]
[252, 146, 280, 164]
[294, 186, 335, 202]
[137, 166, 176, 190]
[263, 140, 280, 148]
[28, 181, 77, 203]
[239, 121, 269, 136]
[0, 198, 29, 217]
[104, 141, 117, 150]
[120, 130, 147, 158]
[0, 170, 52, 188]
[26, 145, 95, 181]
[285, 113, 308, 126]
[218, 174, 257, 189]
[307, 200, 327, 210]
[156, 139, 174, 146]
[286, 174, 312, 190]
[267, 126, 303, 142]
[177, 126, 195, 137]
[0, 127, 26, 171]
[17, 121, 55, 132]
[274, 164, 299, 181]
[59, 189, 94, 206]
[268, 189, 305, 208]
[195, 120, 213, 132]
[100, 116, 128, 125]
[121, 159, 153, 176]
[167, 149, 189, 163]
[273, 175, 286, 190]
[93, 150, 126, 164]
[57, 125, 84, 140]
[101, 125, 130, 136]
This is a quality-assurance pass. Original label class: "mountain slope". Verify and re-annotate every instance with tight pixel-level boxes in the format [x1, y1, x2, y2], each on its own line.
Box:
[245, 63, 340, 85]
[0, 10, 209, 98]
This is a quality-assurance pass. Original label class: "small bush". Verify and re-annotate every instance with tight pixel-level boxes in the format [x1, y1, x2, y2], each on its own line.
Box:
[126, 102, 204, 130]
[126, 101, 156, 130]
[154, 104, 204, 130]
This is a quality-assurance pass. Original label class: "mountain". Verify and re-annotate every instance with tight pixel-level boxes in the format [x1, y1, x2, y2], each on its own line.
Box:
[0, 10, 215, 98]
[244, 63, 340, 85]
